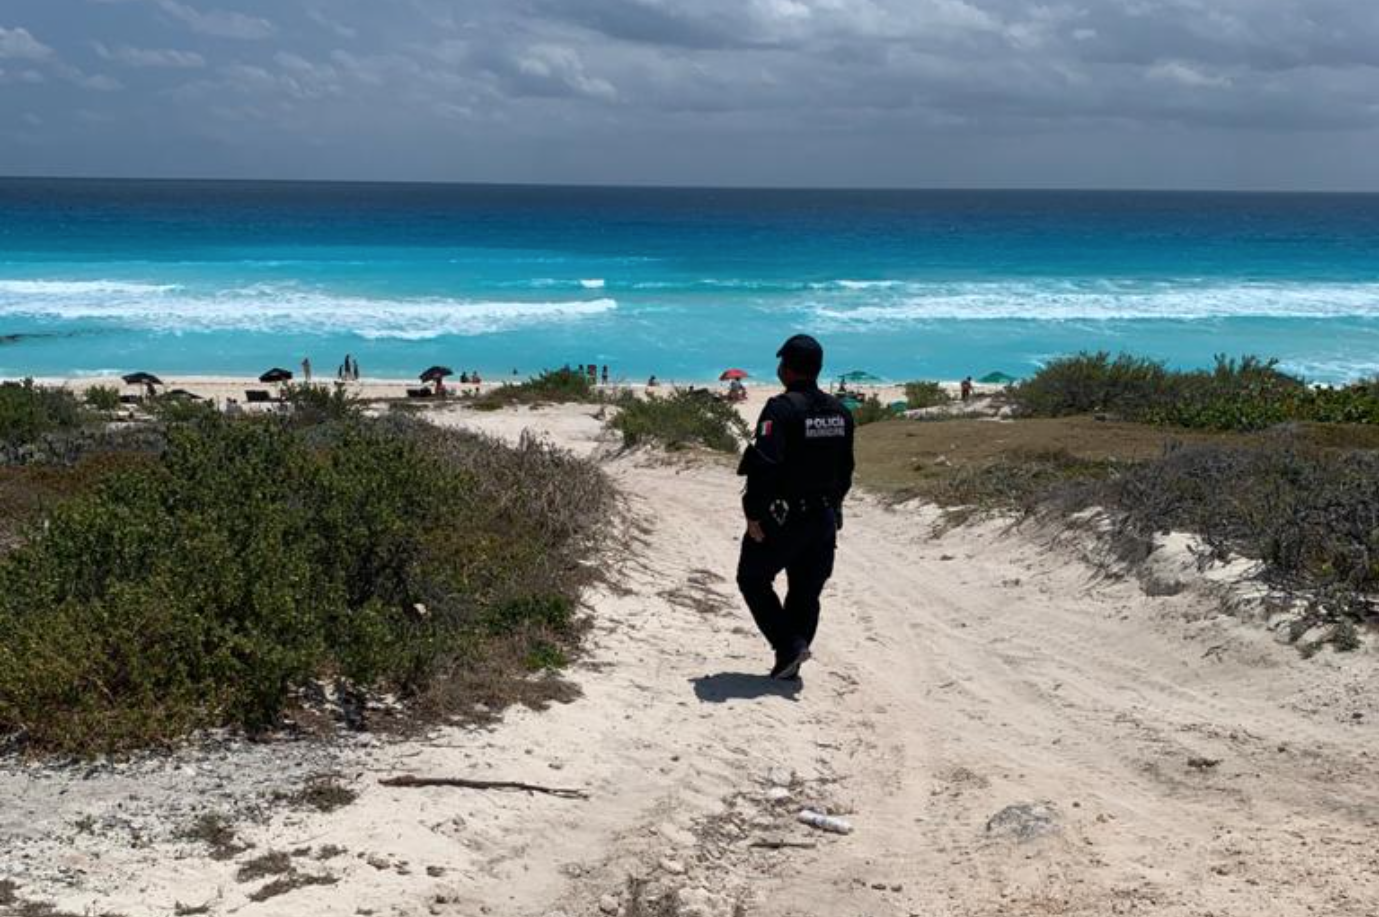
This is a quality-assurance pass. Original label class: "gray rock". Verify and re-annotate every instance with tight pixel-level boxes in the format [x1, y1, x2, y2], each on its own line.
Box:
[985, 802, 1059, 841]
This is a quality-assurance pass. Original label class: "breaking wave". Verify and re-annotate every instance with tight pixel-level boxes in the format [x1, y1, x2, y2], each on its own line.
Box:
[808, 280, 1379, 324]
[0, 280, 617, 339]
[0, 280, 182, 296]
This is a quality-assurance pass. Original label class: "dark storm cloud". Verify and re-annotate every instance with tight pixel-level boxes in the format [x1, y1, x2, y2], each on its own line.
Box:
[1, 0, 1377, 188]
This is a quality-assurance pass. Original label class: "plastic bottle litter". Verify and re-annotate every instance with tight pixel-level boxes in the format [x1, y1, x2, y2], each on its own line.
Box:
[797, 809, 853, 835]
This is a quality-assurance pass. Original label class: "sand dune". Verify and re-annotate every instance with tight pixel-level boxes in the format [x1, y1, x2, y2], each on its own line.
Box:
[2, 401, 1376, 917]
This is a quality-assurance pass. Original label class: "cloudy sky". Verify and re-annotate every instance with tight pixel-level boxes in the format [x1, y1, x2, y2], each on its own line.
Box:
[2, 0, 1378, 189]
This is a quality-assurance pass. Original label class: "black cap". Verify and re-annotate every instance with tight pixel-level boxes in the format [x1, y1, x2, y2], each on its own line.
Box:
[776, 334, 824, 376]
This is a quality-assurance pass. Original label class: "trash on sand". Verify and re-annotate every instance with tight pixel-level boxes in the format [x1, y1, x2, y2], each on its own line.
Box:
[797, 809, 853, 835]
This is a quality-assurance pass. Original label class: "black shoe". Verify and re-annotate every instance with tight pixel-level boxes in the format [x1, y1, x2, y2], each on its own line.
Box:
[770, 646, 812, 680]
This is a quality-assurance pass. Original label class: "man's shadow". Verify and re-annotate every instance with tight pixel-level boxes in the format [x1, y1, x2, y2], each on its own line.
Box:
[691, 672, 803, 703]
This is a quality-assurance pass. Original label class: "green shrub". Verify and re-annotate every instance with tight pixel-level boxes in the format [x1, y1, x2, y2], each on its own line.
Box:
[609, 389, 749, 452]
[471, 368, 596, 411]
[0, 413, 611, 753]
[1010, 352, 1379, 432]
[82, 385, 122, 412]
[145, 394, 220, 425]
[0, 380, 88, 444]
[281, 383, 360, 424]
[903, 381, 951, 410]
[849, 394, 897, 426]
[1010, 352, 1173, 419]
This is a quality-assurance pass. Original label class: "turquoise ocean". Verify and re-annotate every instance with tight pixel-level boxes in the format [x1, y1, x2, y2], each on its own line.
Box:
[2, 179, 1378, 383]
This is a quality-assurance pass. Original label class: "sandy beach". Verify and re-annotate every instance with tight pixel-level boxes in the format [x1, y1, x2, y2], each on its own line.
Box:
[1, 396, 1375, 917]
[37, 374, 922, 423]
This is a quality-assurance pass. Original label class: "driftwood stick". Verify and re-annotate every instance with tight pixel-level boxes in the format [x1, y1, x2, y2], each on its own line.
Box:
[379, 775, 589, 800]
[749, 839, 817, 850]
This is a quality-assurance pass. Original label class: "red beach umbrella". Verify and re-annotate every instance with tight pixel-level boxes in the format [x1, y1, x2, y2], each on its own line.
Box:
[720, 368, 749, 381]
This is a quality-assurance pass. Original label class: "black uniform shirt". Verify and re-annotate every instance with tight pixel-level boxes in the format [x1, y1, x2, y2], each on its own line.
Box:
[738, 381, 856, 521]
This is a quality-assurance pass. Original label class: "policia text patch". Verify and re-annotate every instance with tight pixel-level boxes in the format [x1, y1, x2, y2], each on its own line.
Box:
[805, 415, 848, 439]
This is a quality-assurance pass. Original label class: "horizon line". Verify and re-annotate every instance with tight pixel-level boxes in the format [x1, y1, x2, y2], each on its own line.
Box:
[2, 173, 1378, 196]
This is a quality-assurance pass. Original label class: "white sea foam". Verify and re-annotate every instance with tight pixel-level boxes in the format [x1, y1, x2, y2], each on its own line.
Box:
[808, 280, 1379, 324]
[0, 280, 181, 296]
[831, 279, 902, 290]
[1278, 357, 1379, 382]
[0, 280, 617, 339]
[579, 278, 606, 289]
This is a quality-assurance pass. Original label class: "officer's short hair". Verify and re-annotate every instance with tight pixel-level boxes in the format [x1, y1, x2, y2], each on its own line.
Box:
[777, 334, 824, 378]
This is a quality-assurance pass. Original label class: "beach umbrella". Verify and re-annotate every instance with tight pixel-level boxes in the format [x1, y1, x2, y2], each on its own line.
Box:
[978, 371, 1018, 385]
[837, 370, 883, 384]
[259, 368, 294, 384]
[719, 368, 749, 381]
[121, 372, 163, 387]
[165, 389, 202, 400]
[419, 366, 454, 383]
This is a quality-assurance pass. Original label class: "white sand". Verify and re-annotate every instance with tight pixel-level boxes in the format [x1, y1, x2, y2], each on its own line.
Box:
[2, 399, 1376, 917]
[37, 373, 919, 417]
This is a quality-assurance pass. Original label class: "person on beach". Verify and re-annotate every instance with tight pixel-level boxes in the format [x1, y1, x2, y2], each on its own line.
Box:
[961, 376, 973, 402]
[736, 334, 855, 680]
[301, 357, 312, 383]
[601, 365, 609, 385]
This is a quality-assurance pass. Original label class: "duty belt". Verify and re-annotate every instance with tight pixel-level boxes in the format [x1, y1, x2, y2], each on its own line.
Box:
[768, 495, 835, 526]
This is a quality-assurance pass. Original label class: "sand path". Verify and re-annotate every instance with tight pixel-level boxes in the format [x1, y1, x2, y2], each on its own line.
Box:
[419, 404, 1379, 917]
[3, 403, 1375, 917]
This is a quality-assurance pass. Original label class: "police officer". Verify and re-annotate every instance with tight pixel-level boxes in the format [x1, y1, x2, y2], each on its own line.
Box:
[736, 334, 855, 680]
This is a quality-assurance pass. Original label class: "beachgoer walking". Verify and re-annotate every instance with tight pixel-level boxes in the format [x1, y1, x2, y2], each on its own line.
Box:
[960, 376, 973, 402]
[736, 334, 855, 680]
[601, 365, 609, 385]
[647, 374, 658, 388]
[301, 357, 312, 383]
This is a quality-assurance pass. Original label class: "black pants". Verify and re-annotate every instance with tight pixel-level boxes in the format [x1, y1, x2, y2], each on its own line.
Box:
[736, 508, 837, 657]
